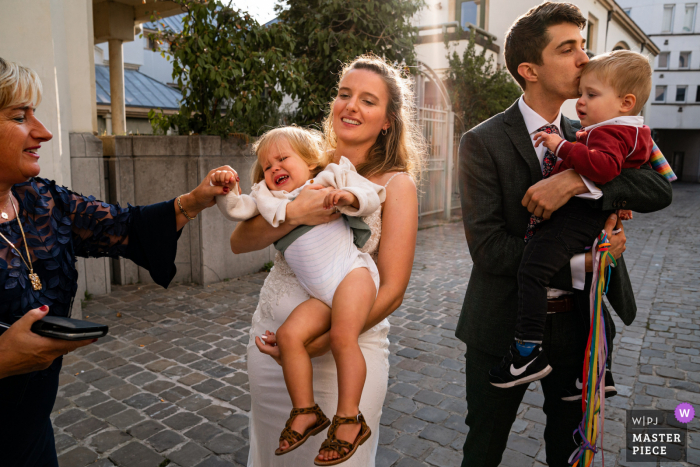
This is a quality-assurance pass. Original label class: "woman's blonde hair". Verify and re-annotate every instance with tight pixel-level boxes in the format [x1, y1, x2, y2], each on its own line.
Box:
[322, 54, 426, 181]
[0, 57, 42, 111]
[251, 126, 325, 184]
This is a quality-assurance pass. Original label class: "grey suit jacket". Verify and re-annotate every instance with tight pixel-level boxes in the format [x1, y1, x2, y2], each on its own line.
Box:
[456, 100, 673, 356]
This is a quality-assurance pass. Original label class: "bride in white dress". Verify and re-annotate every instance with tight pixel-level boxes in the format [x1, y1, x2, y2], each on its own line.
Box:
[230, 55, 426, 466]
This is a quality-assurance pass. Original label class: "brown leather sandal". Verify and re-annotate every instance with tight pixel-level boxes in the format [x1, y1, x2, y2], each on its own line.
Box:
[314, 413, 372, 466]
[275, 404, 330, 456]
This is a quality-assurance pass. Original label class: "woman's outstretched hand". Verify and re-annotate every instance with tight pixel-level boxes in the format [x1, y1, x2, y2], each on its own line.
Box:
[0, 306, 96, 379]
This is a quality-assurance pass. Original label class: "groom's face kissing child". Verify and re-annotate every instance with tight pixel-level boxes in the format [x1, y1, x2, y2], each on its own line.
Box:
[516, 22, 590, 101]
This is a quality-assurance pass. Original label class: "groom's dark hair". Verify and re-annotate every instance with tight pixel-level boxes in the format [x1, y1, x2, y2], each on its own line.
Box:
[505, 2, 586, 90]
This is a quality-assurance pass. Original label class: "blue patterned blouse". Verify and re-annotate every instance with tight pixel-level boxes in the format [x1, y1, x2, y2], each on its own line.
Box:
[0, 177, 181, 324]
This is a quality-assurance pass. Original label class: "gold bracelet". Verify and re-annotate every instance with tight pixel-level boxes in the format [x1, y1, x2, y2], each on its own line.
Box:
[177, 194, 196, 221]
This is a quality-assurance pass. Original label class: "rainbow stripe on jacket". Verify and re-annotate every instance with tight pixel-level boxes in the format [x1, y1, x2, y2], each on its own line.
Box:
[649, 140, 677, 182]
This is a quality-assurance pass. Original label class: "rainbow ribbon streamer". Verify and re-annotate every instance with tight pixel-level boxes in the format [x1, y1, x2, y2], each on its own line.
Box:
[568, 232, 617, 467]
[650, 140, 677, 182]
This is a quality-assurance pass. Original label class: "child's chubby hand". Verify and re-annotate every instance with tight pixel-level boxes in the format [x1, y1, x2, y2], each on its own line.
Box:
[323, 189, 358, 210]
[210, 168, 241, 195]
[255, 330, 281, 366]
[617, 209, 633, 220]
[533, 131, 564, 153]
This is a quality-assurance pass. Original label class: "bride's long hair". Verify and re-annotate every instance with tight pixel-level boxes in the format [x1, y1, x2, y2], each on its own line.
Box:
[322, 54, 425, 182]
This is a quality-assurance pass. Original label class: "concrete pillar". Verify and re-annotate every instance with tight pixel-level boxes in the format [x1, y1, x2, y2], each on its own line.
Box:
[108, 39, 126, 135]
[105, 113, 112, 136]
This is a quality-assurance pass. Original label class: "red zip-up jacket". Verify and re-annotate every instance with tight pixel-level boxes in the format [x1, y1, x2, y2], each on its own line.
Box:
[553, 123, 652, 185]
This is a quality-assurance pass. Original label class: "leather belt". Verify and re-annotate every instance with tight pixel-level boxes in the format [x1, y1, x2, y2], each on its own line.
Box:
[547, 295, 574, 313]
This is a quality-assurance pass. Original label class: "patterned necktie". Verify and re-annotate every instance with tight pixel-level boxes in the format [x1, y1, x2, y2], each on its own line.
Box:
[524, 124, 561, 243]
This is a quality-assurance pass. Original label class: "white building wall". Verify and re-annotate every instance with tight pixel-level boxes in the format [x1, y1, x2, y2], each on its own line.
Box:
[0, 0, 97, 186]
[414, 0, 657, 120]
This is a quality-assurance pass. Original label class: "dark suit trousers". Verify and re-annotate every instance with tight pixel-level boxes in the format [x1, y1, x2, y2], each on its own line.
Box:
[462, 304, 616, 467]
[516, 198, 613, 342]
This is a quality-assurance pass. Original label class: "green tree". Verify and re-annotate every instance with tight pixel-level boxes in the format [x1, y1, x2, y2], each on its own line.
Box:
[147, 0, 306, 136]
[278, 0, 424, 125]
[443, 31, 522, 132]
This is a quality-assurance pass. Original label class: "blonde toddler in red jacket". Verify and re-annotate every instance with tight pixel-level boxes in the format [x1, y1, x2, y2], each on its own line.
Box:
[533, 50, 655, 221]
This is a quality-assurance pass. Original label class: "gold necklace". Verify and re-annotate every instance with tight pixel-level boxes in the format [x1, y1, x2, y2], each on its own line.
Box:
[0, 198, 42, 291]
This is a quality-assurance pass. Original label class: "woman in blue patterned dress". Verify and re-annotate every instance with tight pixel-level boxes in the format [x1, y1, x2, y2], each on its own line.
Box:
[0, 58, 234, 466]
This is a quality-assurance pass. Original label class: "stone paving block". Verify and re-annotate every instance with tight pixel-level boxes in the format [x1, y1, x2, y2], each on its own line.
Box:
[65, 417, 109, 439]
[178, 394, 212, 411]
[425, 446, 462, 466]
[375, 446, 400, 467]
[106, 408, 144, 430]
[90, 400, 127, 419]
[54, 433, 77, 453]
[205, 433, 246, 455]
[218, 413, 249, 432]
[163, 412, 203, 430]
[146, 429, 185, 452]
[74, 391, 110, 408]
[127, 420, 166, 440]
[54, 408, 88, 428]
[413, 406, 449, 423]
[194, 457, 236, 467]
[90, 430, 132, 453]
[185, 422, 223, 444]
[168, 442, 212, 467]
[109, 441, 164, 467]
[57, 446, 98, 467]
[123, 392, 161, 409]
[419, 423, 458, 446]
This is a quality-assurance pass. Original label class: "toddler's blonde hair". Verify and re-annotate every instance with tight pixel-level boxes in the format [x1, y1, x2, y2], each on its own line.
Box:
[581, 50, 652, 115]
[251, 126, 325, 184]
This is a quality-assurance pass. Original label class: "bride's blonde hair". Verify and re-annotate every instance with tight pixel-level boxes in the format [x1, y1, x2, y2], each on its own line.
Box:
[322, 54, 425, 181]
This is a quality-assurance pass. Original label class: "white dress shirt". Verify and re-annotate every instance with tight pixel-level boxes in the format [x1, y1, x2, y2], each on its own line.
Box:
[518, 96, 598, 293]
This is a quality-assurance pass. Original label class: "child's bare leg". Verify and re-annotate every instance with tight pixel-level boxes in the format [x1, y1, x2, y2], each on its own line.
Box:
[276, 298, 331, 452]
[318, 268, 376, 462]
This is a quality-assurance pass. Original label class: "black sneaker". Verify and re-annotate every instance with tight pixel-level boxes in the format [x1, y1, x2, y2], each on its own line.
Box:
[489, 343, 552, 388]
[561, 369, 618, 401]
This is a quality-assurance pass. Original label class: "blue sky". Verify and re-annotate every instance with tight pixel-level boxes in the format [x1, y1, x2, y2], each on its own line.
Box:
[231, 0, 280, 24]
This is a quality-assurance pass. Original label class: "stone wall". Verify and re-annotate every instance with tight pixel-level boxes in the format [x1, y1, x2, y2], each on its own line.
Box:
[100, 134, 276, 286]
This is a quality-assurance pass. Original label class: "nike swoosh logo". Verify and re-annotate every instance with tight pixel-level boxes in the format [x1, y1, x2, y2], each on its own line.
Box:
[511, 359, 536, 376]
[575, 378, 583, 390]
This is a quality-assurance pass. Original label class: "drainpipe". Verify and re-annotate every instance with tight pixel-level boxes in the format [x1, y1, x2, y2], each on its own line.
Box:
[605, 10, 613, 50]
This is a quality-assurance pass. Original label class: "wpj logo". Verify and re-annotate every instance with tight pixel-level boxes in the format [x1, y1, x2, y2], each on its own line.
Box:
[626, 408, 689, 463]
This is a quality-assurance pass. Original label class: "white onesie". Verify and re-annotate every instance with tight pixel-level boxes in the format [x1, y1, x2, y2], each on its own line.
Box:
[215, 157, 385, 307]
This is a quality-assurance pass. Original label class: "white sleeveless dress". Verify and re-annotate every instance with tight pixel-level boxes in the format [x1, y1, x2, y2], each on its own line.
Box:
[246, 205, 389, 467]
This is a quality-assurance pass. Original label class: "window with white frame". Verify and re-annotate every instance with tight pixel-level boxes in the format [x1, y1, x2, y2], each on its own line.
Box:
[656, 85, 668, 102]
[663, 4, 676, 32]
[676, 85, 688, 102]
[658, 51, 670, 68]
[586, 14, 598, 55]
[683, 4, 697, 32]
[680, 51, 691, 68]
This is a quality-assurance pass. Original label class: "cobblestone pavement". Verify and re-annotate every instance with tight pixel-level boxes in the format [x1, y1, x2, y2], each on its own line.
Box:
[53, 184, 700, 467]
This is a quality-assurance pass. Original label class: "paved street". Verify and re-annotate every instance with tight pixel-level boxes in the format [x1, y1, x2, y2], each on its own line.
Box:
[52, 183, 700, 467]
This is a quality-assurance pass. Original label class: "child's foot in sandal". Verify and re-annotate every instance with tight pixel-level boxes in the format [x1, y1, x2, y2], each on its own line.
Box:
[276, 404, 330, 456]
[315, 413, 371, 465]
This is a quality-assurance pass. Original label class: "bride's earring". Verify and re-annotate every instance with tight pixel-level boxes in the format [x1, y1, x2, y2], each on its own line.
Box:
[382, 128, 388, 136]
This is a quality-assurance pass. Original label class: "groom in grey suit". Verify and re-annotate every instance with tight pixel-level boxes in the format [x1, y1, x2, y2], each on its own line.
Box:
[457, 3, 672, 467]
